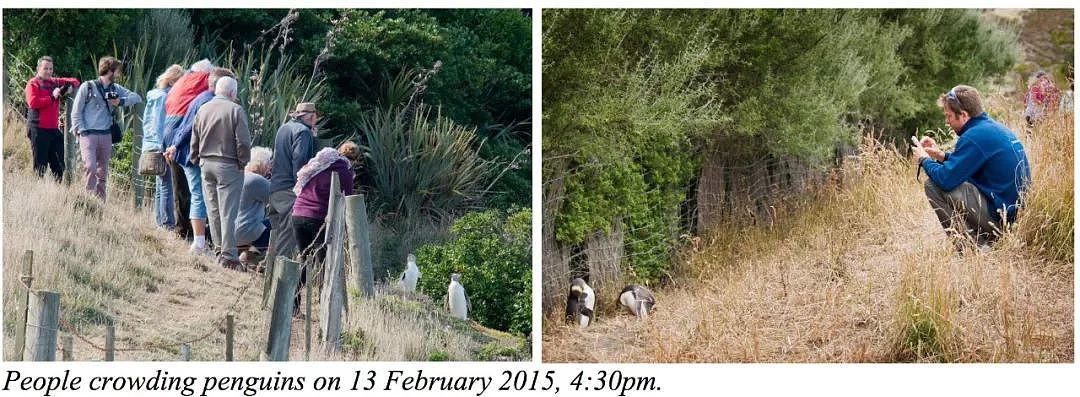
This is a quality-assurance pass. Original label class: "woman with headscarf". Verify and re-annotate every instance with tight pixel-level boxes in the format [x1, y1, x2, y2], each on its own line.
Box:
[290, 141, 359, 315]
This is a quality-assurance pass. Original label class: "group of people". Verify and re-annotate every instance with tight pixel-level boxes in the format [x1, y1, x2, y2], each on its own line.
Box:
[26, 56, 360, 316]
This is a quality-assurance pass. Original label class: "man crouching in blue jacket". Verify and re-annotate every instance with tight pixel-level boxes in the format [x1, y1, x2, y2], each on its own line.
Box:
[911, 85, 1031, 249]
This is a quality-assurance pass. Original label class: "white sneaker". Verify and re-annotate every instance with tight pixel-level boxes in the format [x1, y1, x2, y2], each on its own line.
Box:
[189, 243, 212, 256]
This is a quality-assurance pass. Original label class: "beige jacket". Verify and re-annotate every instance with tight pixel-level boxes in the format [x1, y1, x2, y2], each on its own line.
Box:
[191, 96, 251, 167]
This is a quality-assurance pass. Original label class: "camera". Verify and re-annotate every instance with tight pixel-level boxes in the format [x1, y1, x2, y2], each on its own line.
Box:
[60, 81, 73, 94]
[105, 91, 119, 100]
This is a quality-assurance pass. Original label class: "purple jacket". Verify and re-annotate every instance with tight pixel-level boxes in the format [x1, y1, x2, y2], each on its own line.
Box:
[292, 159, 355, 220]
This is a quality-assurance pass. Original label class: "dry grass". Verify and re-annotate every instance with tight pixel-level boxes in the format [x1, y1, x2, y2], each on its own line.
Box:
[331, 288, 528, 361]
[3, 110, 527, 361]
[3, 110, 263, 360]
[543, 98, 1073, 363]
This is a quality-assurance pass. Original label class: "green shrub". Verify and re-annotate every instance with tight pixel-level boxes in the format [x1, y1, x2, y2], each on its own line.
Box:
[416, 208, 531, 335]
[543, 9, 1021, 285]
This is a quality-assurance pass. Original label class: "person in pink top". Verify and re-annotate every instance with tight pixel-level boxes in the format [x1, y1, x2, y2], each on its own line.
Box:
[289, 141, 359, 316]
[1024, 70, 1062, 126]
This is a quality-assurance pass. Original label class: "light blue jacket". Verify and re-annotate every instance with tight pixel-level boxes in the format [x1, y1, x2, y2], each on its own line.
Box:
[141, 88, 170, 151]
[71, 78, 142, 135]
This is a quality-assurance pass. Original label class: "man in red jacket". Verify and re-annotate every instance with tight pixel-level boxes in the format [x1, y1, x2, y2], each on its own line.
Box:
[25, 56, 79, 181]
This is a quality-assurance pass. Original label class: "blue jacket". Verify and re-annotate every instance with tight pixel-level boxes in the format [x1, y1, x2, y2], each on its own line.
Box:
[141, 88, 169, 151]
[920, 112, 1031, 223]
[168, 90, 213, 167]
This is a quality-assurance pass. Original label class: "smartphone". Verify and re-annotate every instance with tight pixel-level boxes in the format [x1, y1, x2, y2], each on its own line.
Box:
[911, 136, 922, 148]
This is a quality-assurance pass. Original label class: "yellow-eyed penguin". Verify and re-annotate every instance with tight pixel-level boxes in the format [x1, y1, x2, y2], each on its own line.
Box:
[400, 253, 420, 294]
[566, 278, 595, 327]
[618, 284, 655, 319]
[446, 273, 469, 320]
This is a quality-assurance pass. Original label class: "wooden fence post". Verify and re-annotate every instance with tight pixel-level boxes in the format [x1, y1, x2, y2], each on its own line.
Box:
[320, 175, 346, 354]
[265, 257, 301, 361]
[132, 109, 144, 209]
[14, 250, 33, 361]
[62, 334, 73, 361]
[261, 232, 276, 309]
[180, 344, 191, 361]
[345, 194, 375, 298]
[64, 98, 76, 186]
[24, 290, 60, 361]
[105, 325, 115, 361]
[225, 314, 235, 361]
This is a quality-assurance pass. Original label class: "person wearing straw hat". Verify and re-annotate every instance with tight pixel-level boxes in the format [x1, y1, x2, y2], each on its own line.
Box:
[911, 85, 1031, 249]
[267, 102, 319, 265]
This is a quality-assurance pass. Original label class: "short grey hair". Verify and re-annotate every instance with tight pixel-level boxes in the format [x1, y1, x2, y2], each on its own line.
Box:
[190, 59, 212, 73]
[215, 76, 238, 98]
[248, 146, 273, 170]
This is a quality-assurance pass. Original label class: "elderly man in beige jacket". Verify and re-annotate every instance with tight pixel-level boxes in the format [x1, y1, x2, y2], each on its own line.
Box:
[191, 76, 251, 270]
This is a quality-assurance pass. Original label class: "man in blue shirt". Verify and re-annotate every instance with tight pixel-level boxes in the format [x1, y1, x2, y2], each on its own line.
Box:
[912, 85, 1031, 248]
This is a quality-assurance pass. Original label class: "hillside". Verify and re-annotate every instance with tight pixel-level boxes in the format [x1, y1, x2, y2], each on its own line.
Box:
[1, 111, 527, 361]
[543, 93, 1073, 363]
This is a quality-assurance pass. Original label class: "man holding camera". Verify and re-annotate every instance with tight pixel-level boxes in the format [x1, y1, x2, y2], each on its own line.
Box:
[71, 56, 141, 201]
[912, 85, 1031, 249]
[25, 56, 79, 181]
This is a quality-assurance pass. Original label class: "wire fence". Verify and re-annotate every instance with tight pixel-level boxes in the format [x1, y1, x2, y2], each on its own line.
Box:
[9, 100, 368, 362]
[13, 254, 262, 360]
[541, 144, 860, 315]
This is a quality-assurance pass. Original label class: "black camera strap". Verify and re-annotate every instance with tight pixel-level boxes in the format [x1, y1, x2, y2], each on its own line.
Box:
[91, 79, 117, 119]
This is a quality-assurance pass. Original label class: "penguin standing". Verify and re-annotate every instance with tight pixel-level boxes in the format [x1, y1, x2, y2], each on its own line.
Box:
[565, 278, 595, 328]
[446, 273, 469, 320]
[400, 253, 420, 294]
[618, 284, 655, 319]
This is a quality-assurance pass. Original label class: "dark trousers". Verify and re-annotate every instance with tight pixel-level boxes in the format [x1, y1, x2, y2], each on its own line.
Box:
[251, 219, 272, 250]
[924, 180, 1000, 245]
[168, 159, 192, 239]
[293, 215, 325, 314]
[30, 126, 65, 182]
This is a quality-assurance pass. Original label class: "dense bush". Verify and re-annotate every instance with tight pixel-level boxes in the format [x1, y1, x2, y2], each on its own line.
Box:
[415, 208, 531, 335]
[543, 9, 1020, 285]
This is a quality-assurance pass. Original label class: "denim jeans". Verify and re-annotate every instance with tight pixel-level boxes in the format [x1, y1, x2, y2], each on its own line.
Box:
[154, 167, 175, 228]
[181, 163, 207, 220]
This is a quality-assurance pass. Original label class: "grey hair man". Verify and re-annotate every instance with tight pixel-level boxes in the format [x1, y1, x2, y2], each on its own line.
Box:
[236, 146, 274, 267]
[266, 102, 319, 264]
[191, 76, 252, 270]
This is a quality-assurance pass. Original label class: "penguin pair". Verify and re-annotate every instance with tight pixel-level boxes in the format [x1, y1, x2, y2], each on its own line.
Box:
[565, 278, 655, 327]
[399, 253, 467, 321]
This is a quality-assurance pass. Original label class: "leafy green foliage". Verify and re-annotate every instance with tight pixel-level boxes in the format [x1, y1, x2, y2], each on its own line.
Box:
[544, 9, 1020, 285]
[324, 9, 530, 132]
[544, 10, 724, 283]
[3, 9, 140, 109]
[352, 69, 495, 225]
[323, 10, 531, 210]
[415, 208, 531, 335]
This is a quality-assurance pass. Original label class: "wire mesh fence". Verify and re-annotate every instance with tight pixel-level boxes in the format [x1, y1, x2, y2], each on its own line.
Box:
[541, 143, 860, 316]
